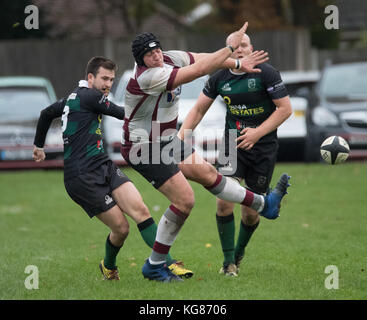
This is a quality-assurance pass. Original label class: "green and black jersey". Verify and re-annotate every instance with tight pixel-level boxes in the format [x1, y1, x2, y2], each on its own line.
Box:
[34, 81, 125, 179]
[203, 63, 288, 144]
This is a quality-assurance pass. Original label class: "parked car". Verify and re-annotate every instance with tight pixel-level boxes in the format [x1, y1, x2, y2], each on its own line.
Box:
[305, 62, 367, 162]
[277, 70, 321, 161]
[0, 76, 63, 169]
[106, 71, 226, 164]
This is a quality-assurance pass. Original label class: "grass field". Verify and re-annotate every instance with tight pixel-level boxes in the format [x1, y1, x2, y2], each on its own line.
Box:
[1, 162, 367, 300]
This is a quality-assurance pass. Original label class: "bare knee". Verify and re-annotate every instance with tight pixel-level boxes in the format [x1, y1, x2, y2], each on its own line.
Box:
[182, 161, 218, 186]
[199, 163, 218, 186]
[242, 206, 259, 225]
[216, 199, 234, 216]
[174, 190, 195, 215]
[113, 220, 130, 240]
[134, 202, 151, 223]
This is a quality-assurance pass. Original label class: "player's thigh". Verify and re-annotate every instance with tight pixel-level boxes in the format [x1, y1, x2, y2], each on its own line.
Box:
[112, 181, 150, 224]
[158, 171, 195, 214]
[179, 151, 217, 186]
[96, 204, 129, 235]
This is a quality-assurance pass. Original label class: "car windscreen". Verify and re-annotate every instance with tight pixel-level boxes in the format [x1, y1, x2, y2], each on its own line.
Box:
[285, 82, 316, 97]
[0, 86, 52, 123]
[180, 76, 207, 99]
[320, 64, 367, 100]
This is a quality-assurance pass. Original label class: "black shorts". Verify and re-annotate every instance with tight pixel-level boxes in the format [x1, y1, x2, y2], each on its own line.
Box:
[217, 137, 278, 194]
[122, 136, 195, 189]
[64, 160, 130, 218]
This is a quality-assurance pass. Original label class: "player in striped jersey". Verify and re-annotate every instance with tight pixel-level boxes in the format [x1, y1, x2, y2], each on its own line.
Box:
[121, 23, 290, 282]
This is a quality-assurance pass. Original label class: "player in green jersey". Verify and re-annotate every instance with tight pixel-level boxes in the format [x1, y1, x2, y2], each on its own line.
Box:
[33, 56, 192, 280]
[178, 33, 292, 276]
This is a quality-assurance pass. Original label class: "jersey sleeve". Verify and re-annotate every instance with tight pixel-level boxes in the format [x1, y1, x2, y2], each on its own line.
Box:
[33, 97, 66, 148]
[137, 66, 176, 96]
[105, 101, 125, 119]
[260, 63, 288, 100]
[202, 72, 219, 100]
[136, 51, 195, 95]
[163, 50, 194, 67]
[82, 89, 125, 119]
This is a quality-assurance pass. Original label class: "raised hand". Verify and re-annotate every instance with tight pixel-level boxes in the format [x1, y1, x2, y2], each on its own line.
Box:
[239, 50, 269, 73]
[226, 22, 248, 50]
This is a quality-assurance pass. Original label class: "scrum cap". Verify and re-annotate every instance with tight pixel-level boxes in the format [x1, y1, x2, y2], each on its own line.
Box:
[132, 32, 162, 66]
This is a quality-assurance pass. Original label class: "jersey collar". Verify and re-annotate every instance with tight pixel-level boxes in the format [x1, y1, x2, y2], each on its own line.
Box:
[78, 80, 89, 88]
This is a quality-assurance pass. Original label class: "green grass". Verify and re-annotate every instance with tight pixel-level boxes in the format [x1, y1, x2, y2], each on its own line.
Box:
[1, 162, 367, 300]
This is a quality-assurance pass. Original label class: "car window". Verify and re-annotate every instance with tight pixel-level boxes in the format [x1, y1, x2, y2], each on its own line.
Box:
[320, 64, 367, 99]
[0, 87, 52, 122]
[285, 82, 316, 97]
[180, 76, 207, 99]
[111, 75, 129, 104]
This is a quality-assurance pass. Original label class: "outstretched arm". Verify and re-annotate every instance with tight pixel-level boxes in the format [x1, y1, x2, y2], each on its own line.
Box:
[171, 22, 249, 89]
[191, 50, 269, 74]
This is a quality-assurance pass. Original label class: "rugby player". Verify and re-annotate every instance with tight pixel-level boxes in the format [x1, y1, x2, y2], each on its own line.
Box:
[121, 22, 291, 282]
[178, 33, 292, 276]
[33, 56, 192, 280]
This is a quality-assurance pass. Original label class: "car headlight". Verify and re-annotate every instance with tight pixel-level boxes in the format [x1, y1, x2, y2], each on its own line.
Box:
[312, 106, 339, 126]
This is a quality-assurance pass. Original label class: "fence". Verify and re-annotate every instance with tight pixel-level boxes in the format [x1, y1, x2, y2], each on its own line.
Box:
[0, 28, 359, 98]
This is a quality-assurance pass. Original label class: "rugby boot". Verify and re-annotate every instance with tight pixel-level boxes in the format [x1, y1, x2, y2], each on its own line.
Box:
[261, 173, 291, 219]
[168, 260, 193, 279]
[142, 259, 183, 282]
[99, 260, 120, 280]
[219, 263, 238, 277]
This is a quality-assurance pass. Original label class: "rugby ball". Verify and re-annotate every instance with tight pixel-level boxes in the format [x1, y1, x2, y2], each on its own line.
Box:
[320, 135, 350, 164]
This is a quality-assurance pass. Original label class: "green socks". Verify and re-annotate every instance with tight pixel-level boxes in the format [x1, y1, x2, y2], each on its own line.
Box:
[137, 217, 174, 265]
[216, 213, 235, 265]
[235, 220, 259, 259]
[104, 218, 176, 269]
[104, 234, 122, 270]
[216, 213, 260, 265]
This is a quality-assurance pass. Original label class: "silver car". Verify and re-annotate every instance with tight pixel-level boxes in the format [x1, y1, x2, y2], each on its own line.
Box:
[0, 76, 63, 169]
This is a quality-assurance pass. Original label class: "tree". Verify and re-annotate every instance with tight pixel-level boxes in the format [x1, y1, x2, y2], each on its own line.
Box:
[30, 0, 200, 39]
[197, 0, 287, 33]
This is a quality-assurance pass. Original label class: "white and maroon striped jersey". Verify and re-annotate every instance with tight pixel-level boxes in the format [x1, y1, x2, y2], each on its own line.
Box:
[122, 50, 194, 149]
